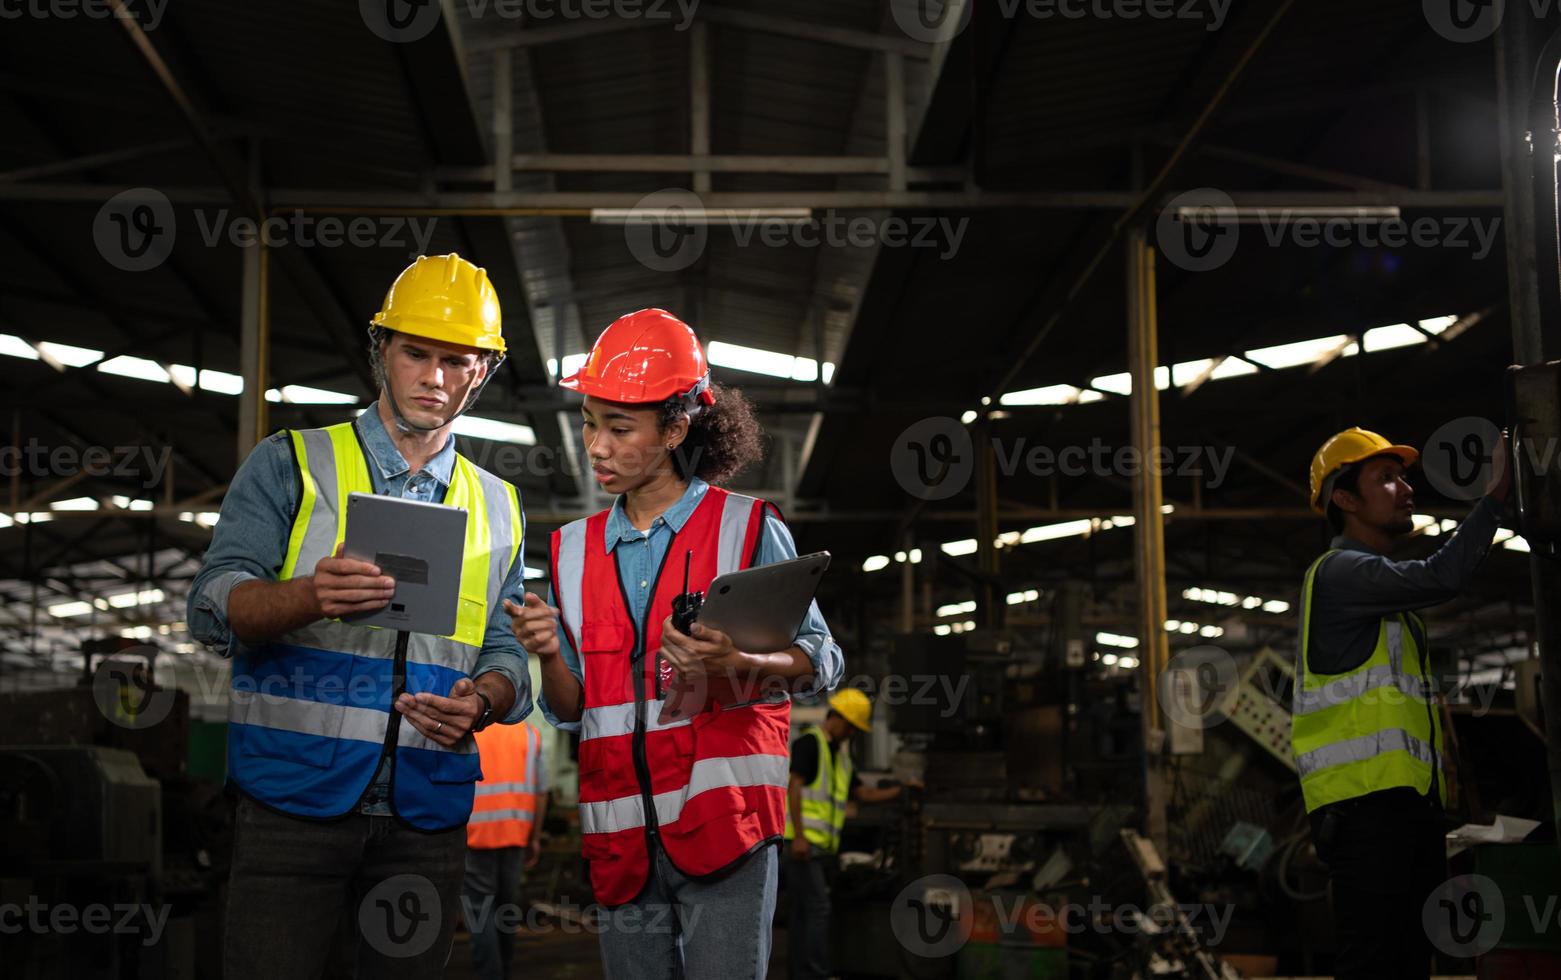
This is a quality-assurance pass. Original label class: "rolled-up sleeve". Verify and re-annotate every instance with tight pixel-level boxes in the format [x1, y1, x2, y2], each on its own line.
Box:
[186, 434, 295, 658]
[756, 513, 843, 698]
[476, 548, 534, 724]
[536, 583, 586, 732]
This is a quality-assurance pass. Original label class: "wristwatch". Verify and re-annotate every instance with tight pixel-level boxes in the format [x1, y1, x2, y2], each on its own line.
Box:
[472, 690, 494, 733]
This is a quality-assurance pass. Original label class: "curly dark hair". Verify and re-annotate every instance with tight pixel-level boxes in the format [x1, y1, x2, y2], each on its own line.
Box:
[657, 383, 764, 485]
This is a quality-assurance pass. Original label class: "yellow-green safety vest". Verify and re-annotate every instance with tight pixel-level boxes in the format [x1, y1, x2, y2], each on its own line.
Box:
[1291, 549, 1447, 813]
[227, 420, 522, 830]
[784, 725, 853, 854]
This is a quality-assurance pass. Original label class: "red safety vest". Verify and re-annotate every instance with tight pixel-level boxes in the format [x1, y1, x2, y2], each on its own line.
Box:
[550, 485, 793, 907]
[468, 722, 543, 849]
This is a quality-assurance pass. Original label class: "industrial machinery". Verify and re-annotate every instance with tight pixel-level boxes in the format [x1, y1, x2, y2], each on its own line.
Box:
[0, 647, 232, 979]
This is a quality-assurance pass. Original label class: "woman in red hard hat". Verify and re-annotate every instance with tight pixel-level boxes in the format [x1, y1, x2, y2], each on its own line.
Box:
[506, 309, 842, 979]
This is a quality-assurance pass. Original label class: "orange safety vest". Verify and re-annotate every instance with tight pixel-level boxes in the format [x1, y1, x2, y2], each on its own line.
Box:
[551, 485, 793, 907]
[468, 722, 544, 849]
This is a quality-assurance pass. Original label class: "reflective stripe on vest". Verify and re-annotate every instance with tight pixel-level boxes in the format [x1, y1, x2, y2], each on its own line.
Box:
[1290, 549, 1446, 812]
[469, 722, 543, 848]
[578, 754, 790, 835]
[551, 485, 792, 907]
[227, 420, 521, 831]
[784, 725, 852, 853]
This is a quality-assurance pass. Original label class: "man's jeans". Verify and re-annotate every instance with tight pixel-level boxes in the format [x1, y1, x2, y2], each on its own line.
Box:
[224, 795, 467, 980]
[598, 841, 779, 980]
[785, 844, 833, 980]
[1309, 787, 1446, 980]
[463, 845, 526, 980]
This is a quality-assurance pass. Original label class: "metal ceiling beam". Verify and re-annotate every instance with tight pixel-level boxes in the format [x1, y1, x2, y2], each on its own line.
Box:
[437, 155, 964, 177]
[0, 137, 197, 183]
[699, 8, 929, 57]
[0, 182, 1505, 210]
[465, 14, 660, 52]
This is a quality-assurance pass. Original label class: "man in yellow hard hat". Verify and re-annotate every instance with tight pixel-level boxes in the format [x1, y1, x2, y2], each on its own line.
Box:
[1294, 426, 1509, 980]
[187, 254, 531, 979]
[784, 688, 919, 980]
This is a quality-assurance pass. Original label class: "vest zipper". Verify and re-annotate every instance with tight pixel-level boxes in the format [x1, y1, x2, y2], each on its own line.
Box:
[351, 629, 410, 813]
[613, 543, 677, 850]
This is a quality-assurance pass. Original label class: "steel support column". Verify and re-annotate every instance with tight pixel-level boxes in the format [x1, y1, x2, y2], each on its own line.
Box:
[237, 240, 269, 461]
[1127, 227, 1170, 850]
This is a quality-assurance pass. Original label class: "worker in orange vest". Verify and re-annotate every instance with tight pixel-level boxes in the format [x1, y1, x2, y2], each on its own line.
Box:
[464, 720, 547, 980]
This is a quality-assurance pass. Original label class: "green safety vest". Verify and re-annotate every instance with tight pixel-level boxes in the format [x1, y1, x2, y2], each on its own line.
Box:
[783, 725, 853, 854]
[227, 420, 523, 830]
[1291, 549, 1447, 813]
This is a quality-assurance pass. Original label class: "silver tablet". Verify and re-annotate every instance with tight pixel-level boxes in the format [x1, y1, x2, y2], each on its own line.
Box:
[657, 551, 832, 724]
[698, 551, 832, 654]
[341, 492, 468, 636]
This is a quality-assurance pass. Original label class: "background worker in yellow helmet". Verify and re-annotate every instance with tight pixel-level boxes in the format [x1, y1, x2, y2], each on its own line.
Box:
[187, 254, 532, 979]
[784, 688, 920, 980]
[1294, 426, 1509, 980]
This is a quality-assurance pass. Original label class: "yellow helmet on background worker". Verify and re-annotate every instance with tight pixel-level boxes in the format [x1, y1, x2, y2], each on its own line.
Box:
[1308, 427, 1419, 515]
[828, 688, 873, 732]
[371, 253, 506, 353]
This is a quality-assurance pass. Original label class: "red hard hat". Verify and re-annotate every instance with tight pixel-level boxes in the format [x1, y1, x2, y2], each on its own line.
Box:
[561, 308, 717, 407]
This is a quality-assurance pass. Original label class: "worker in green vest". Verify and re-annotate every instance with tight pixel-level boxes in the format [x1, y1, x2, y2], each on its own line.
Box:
[1296, 426, 1509, 980]
[784, 688, 919, 980]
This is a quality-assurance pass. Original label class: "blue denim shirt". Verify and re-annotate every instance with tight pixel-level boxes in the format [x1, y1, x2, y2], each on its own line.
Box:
[537, 477, 843, 731]
[186, 402, 532, 813]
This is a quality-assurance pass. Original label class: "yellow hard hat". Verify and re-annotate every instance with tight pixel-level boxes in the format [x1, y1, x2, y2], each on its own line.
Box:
[371, 253, 505, 353]
[828, 688, 873, 732]
[1308, 426, 1419, 514]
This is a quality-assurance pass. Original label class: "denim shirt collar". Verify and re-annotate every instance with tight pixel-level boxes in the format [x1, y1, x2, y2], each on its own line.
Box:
[354, 401, 457, 488]
[1330, 534, 1377, 555]
[603, 477, 709, 554]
